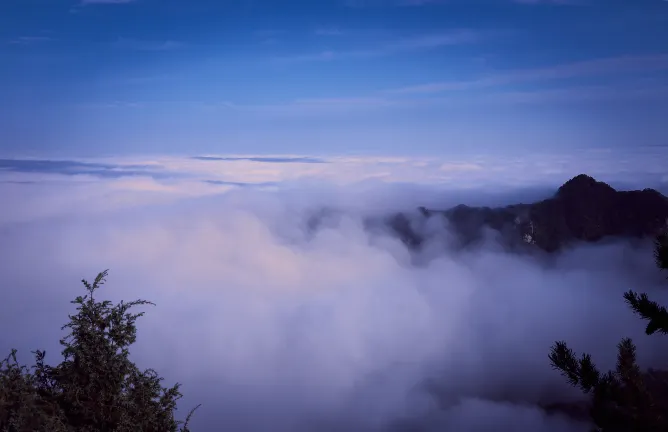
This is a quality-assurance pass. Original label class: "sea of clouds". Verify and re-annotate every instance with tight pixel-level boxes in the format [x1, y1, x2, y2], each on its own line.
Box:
[1, 149, 668, 431]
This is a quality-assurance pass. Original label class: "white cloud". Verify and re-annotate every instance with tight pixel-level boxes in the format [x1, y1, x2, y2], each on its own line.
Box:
[314, 27, 347, 36]
[439, 162, 483, 172]
[513, 0, 585, 4]
[0, 156, 666, 431]
[112, 38, 185, 51]
[344, 0, 453, 7]
[472, 84, 668, 104]
[345, 0, 580, 6]
[273, 30, 479, 63]
[385, 54, 668, 95]
[80, 0, 135, 4]
[7, 36, 53, 45]
[1, 149, 666, 223]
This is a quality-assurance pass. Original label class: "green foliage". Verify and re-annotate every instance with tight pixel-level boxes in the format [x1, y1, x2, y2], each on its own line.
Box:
[549, 233, 668, 432]
[0, 270, 199, 432]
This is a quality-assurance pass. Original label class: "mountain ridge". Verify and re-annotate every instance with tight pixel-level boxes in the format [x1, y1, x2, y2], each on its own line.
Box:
[386, 174, 668, 253]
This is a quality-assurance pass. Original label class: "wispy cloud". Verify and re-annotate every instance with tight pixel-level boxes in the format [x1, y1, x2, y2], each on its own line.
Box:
[105, 78, 668, 119]
[76, 101, 145, 109]
[384, 82, 668, 108]
[252, 29, 285, 44]
[253, 30, 286, 38]
[0, 159, 170, 180]
[2, 150, 666, 199]
[476, 83, 668, 105]
[513, 0, 585, 4]
[87, 97, 406, 116]
[275, 30, 479, 63]
[216, 97, 405, 116]
[386, 32, 479, 50]
[344, 0, 447, 7]
[111, 38, 186, 51]
[345, 0, 579, 6]
[80, 0, 135, 4]
[385, 53, 668, 95]
[396, 0, 448, 5]
[7, 36, 53, 45]
[192, 156, 328, 164]
[314, 27, 347, 37]
[202, 179, 278, 188]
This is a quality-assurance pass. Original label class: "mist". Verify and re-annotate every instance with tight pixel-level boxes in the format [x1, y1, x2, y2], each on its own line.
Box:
[1, 174, 667, 432]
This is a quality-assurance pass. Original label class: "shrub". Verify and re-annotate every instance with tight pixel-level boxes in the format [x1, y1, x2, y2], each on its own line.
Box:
[0, 270, 199, 432]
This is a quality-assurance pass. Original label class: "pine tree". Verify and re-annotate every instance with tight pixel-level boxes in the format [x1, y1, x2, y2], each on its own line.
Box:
[548, 233, 668, 432]
[0, 270, 200, 432]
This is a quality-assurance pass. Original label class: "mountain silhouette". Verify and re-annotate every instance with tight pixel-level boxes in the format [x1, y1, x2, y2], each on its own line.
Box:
[386, 174, 668, 252]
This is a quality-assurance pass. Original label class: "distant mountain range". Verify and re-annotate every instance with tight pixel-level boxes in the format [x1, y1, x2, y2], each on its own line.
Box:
[384, 174, 668, 253]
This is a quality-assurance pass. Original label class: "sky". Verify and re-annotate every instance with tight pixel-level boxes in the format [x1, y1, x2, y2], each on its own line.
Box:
[1, 0, 667, 158]
[3, 2, 668, 430]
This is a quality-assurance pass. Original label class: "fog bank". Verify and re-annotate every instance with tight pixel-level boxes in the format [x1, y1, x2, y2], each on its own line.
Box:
[1, 178, 667, 432]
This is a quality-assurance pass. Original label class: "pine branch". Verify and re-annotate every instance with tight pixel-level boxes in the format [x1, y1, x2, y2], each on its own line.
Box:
[654, 232, 668, 272]
[547, 230, 668, 431]
[623, 291, 668, 335]
[615, 338, 641, 387]
[549, 341, 601, 393]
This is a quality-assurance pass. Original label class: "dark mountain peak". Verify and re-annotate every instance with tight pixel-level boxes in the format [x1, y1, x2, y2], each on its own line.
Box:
[555, 174, 616, 199]
[384, 174, 668, 254]
[641, 187, 666, 198]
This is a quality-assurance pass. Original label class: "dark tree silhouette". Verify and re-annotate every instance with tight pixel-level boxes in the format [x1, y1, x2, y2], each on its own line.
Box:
[0, 270, 199, 432]
[549, 232, 668, 432]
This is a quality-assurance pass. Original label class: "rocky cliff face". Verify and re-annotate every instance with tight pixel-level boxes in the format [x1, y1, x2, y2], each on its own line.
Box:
[386, 174, 668, 253]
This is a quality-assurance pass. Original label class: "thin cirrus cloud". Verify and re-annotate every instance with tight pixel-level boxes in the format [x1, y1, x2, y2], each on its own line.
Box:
[252, 54, 668, 112]
[111, 38, 186, 51]
[384, 53, 668, 95]
[203, 97, 406, 116]
[98, 79, 667, 118]
[200, 78, 668, 117]
[274, 30, 479, 63]
[314, 28, 348, 36]
[345, 0, 446, 6]
[478, 83, 668, 104]
[513, 0, 585, 4]
[7, 36, 53, 45]
[192, 156, 329, 164]
[79, 0, 136, 4]
[0, 158, 172, 180]
[346, 0, 581, 6]
[152, 81, 665, 119]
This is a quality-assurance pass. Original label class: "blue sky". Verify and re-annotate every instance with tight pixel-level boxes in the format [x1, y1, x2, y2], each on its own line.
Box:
[1, 0, 667, 158]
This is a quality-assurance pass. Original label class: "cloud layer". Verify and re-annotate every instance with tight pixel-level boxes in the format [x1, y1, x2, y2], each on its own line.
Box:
[0, 153, 667, 431]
